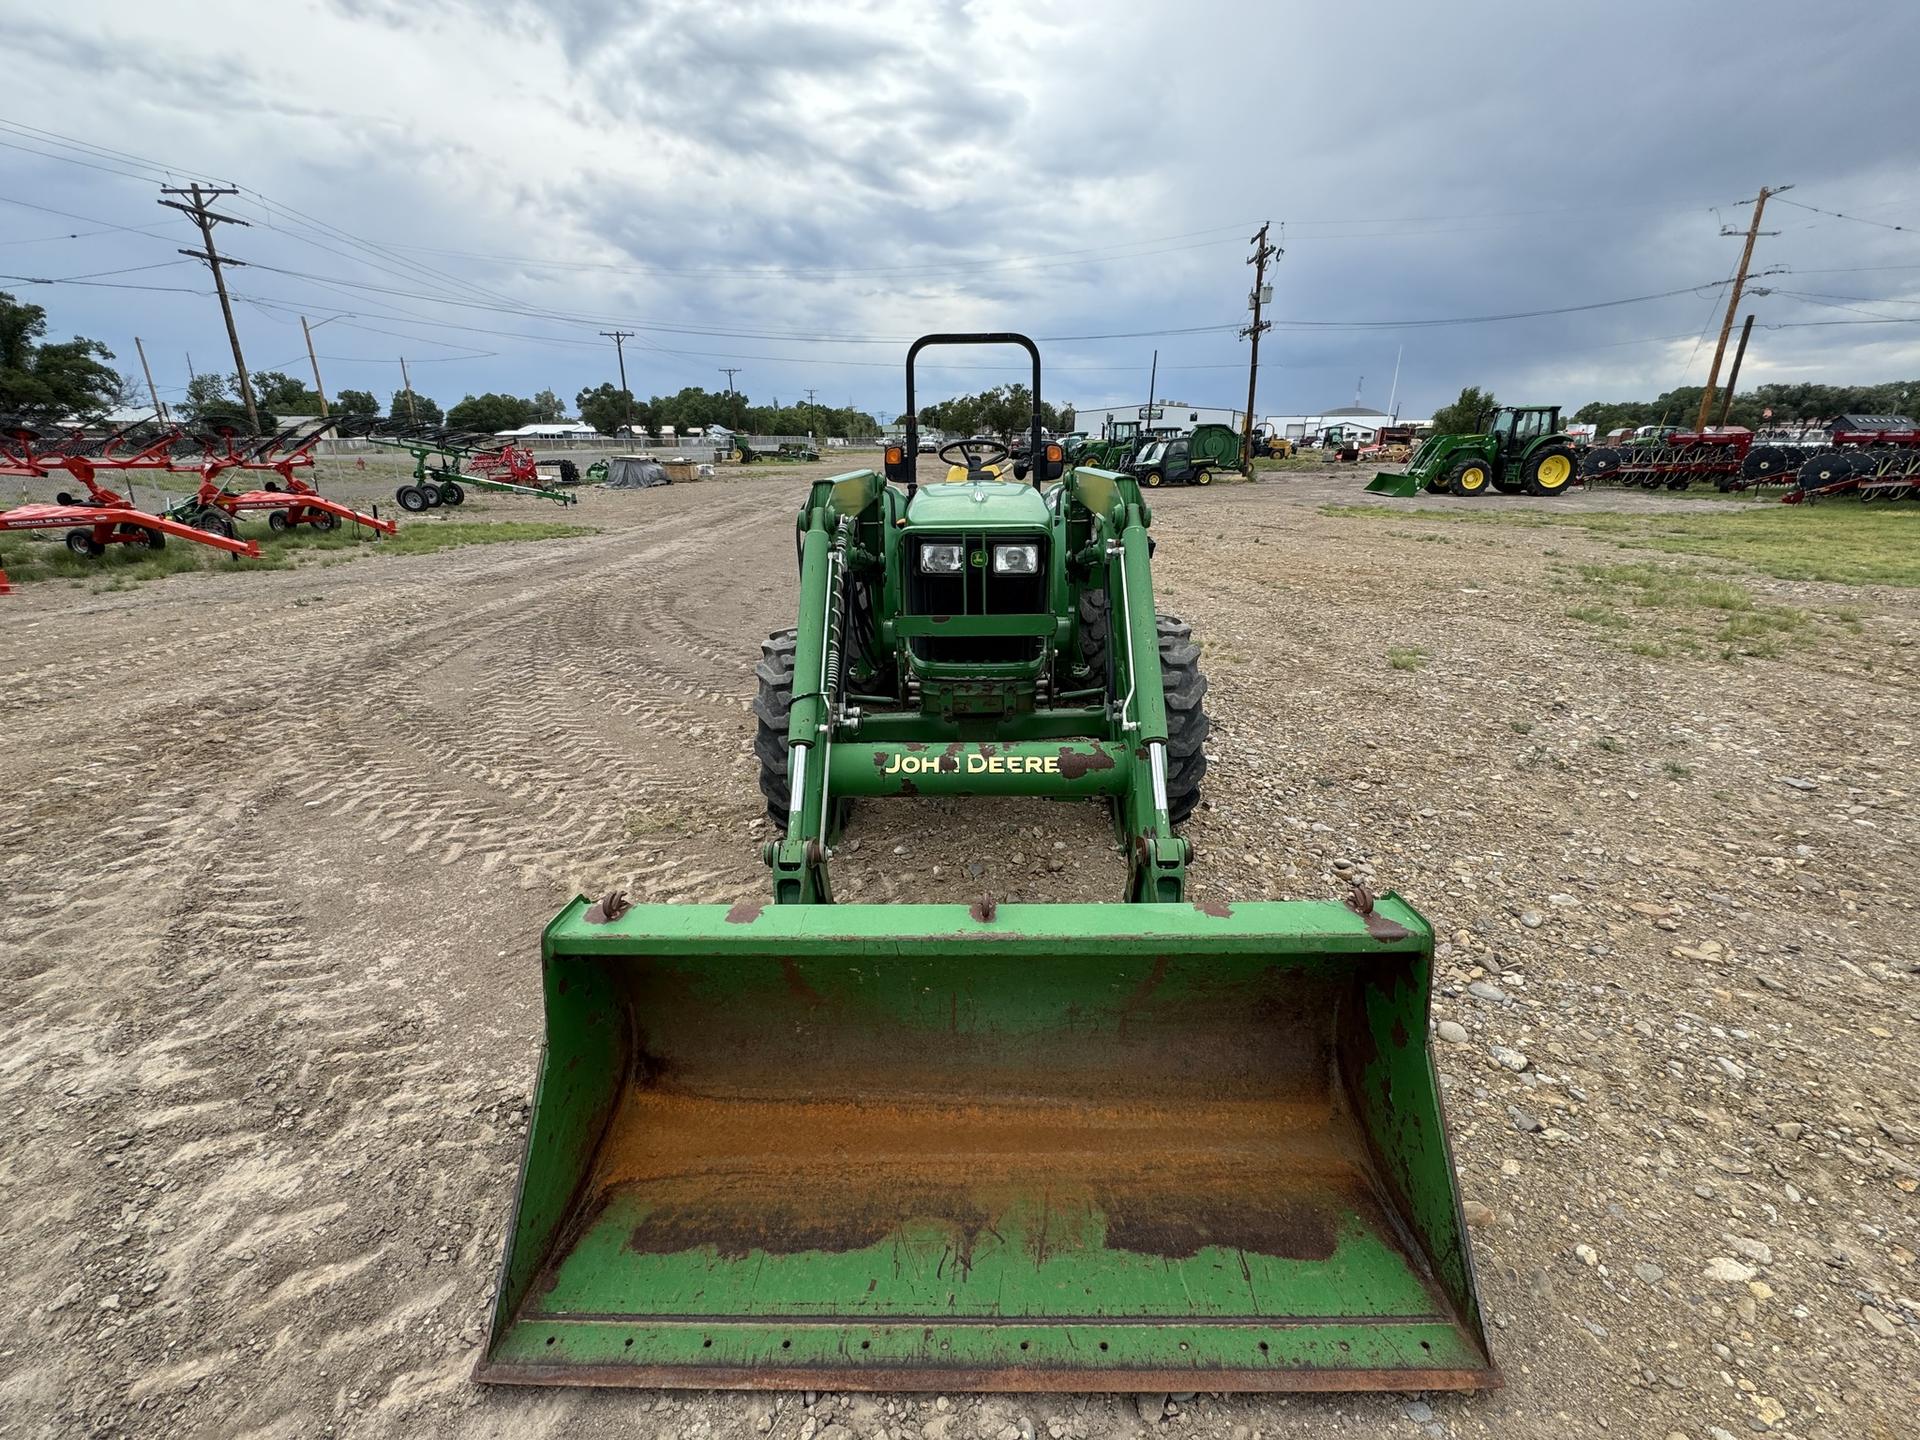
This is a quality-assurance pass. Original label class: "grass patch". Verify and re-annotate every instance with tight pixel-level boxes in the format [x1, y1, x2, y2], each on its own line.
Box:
[1662, 760, 1693, 780]
[1322, 500, 1920, 587]
[0, 516, 591, 590]
[1386, 645, 1429, 672]
[1592, 735, 1625, 754]
[1509, 720, 1533, 735]
[1570, 561, 1811, 659]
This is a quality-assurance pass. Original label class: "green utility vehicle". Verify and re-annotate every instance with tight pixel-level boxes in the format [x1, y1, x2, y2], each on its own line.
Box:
[480, 334, 1495, 1395]
[1368, 405, 1578, 498]
[1121, 422, 1244, 491]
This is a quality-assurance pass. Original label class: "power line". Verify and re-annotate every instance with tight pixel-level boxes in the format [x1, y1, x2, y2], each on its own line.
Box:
[1772, 196, 1910, 234]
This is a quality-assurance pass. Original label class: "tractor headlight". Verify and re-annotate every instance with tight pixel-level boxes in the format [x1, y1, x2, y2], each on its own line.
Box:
[919, 542, 964, 574]
[991, 543, 1039, 575]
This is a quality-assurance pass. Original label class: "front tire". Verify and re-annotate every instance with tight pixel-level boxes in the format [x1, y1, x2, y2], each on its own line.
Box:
[1447, 457, 1491, 496]
[1142, 469, 1164, 488]
[753, 629, 798, 824]
[439, 481, 465, 506]
[1075, 595, 1210, 826]
[65, 530, 104, 558]
[1157, 614, 1210, 825]
[397, 485, 428, 512]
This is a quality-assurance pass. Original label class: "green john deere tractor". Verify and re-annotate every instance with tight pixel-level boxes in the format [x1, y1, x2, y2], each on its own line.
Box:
[1368, 405, 1578, 498]
[480, 334, 1495, 1395]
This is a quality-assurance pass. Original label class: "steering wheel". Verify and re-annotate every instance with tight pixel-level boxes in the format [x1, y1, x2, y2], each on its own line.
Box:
[939, 438, 1009, 469]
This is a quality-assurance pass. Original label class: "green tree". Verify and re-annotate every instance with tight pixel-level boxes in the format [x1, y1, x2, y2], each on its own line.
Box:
[576, 382, 643, 434]
[446, 392, 534, 432]
[1430, 385, 1497, 436]
[530, 387, 566, 422]
[252, 370, 322, 414]
[334, 388, 379, 415]
[178, 372, 275, 433]
[0, 291, 121, 420]
[389, 387, 443, 426]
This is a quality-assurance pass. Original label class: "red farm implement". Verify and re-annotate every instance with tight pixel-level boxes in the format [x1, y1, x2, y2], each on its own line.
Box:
[0, 416, 261, 593]
[1579, 426, 1766, 491]
[1780, 417, 1920, 505]
[0, 413, 396, 592]
[165, 417, 395, 539]
[366, 422, 579, 508]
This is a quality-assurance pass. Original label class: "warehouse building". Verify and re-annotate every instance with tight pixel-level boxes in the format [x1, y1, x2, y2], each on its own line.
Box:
[1076, 402, 1245, 438]
[1260, 405, 1400, 444]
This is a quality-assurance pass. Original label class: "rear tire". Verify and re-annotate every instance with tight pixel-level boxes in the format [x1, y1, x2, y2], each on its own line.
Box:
[140, 527, 165, 550]
[753, 629, 798, 824]
[397, 485, 428, 512]
[439, 481, 465, 506]
[1142, 469, 1164, 488]
[1524, 445, 1576, 496]
[1194, 469, 1213, 486]
[268, 510, 290, 532]
[65, 530, 104, 558]
[422, 483, 444, 508]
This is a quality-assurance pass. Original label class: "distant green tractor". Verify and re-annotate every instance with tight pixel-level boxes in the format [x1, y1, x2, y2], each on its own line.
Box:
[1368, 405, 1578, 499]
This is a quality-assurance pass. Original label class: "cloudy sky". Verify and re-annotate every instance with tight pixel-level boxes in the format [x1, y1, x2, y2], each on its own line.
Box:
[5, 0, 1919, 424]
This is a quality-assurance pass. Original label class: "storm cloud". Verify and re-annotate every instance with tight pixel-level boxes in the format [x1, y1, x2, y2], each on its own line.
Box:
[3, 0, 1917, 422]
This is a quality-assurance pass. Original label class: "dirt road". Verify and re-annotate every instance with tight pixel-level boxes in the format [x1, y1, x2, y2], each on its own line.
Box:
[1, 466, 1914, 1439]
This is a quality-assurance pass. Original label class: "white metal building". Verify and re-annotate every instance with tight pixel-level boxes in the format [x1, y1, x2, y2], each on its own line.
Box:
[1077, 402, 1244, 438]
[1260, 406, 1400, 443]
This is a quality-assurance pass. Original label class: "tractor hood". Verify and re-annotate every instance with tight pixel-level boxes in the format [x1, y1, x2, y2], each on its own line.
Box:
[906, 478, 1053, 529]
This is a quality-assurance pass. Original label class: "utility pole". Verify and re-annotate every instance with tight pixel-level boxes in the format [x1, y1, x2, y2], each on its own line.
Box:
[600, 330, 635, 433]
[160, 183, 259, 433]
[1386, 345, 1404, 423]
[1696, 186, 1788, 433]
[300, 315, 329, 415]
[1144, 350, 1157, 434]
[185, 352, 196, 382]
[133, 336, 167, 422]
[1717, 314, 1755, 427]
[804, 387, 819, 437]
[399, 355, 417, 423]
[720, 367, 742, 433]
[1239, 220, 1278, 471]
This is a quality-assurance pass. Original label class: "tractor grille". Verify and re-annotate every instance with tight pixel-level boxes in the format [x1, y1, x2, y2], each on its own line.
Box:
[907, 533, 1046, 665]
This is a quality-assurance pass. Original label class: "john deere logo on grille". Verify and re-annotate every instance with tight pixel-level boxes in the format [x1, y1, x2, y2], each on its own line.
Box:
[969, 550, 986, 567]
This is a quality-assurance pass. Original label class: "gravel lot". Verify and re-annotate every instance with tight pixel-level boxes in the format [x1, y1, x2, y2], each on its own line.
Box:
[1, 460, 1914, 1440]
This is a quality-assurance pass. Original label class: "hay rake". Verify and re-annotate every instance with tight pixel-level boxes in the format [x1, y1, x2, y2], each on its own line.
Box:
[364, 422, 578, 508]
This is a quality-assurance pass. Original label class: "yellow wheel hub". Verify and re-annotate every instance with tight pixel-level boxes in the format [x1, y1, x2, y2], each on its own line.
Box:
[1461, 467, 1486, 491]
[1536, 454, 1571, 488]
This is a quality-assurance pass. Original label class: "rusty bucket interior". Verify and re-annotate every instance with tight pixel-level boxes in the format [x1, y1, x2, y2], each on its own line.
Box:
[478, 898, 1496, 1392]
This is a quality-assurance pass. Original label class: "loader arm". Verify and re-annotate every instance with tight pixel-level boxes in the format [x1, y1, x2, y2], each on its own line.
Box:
[767, 465, 1188, 904]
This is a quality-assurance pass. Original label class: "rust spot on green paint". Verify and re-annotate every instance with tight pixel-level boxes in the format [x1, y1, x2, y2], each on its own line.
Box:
[1056, 746, 1114, 780]
[1197, 900, 1233, 919]
[724, 901, 763, 924]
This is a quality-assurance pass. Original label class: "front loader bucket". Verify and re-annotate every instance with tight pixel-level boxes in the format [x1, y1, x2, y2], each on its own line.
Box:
[1366, 472, 1420, 497]
[479, 897, 1496, 1393]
